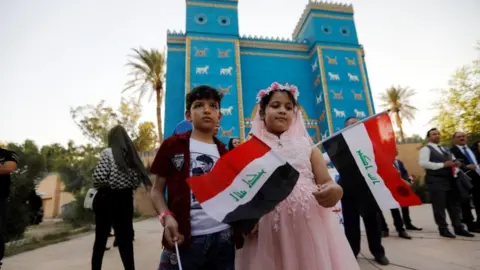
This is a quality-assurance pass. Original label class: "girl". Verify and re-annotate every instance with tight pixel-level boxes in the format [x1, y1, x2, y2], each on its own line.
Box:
[228, 137, 241, 150]
[236, 82, 359, 270]
[91, 125, 151, 270]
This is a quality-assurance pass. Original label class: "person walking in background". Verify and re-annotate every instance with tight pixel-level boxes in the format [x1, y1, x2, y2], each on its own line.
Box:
[380, 149, 422, 239]
[450, 132, 480, 233]
[228, 137, 240, 150]
[0, 147, 18, 269]
[107, 227, 135, 250]
[419, 128, 473, 238]
[91, 125, 151, 270]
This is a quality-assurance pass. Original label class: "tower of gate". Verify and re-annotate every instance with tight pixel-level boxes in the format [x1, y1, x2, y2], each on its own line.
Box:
[165, 0, 244, 141]
[293, 0, 375, 137]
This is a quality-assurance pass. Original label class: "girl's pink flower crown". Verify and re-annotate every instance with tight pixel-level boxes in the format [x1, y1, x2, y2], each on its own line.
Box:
[255, 82, 300, 104]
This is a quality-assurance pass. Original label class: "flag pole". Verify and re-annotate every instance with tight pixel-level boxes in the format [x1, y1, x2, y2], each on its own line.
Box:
[175, 241, 183, 270]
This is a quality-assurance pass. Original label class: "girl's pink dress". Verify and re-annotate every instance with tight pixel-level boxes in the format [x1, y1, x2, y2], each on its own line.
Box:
[235, 111, 359, 270]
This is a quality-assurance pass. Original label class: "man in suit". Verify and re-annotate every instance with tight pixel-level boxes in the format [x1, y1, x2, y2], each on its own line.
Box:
[381, 149, 422, 238]
[451, 131, 480, 233]
[419, 128, 473, 238]
[339, 117, 389, 265]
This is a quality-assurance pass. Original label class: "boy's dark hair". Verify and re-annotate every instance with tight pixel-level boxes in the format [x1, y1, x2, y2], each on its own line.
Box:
[185, 85, 223, 111]
[426, 128, 438, 138]
[259, 90, 297, 117]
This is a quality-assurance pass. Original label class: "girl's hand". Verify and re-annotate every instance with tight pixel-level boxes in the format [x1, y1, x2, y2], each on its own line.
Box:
[312, 183, 343, 208]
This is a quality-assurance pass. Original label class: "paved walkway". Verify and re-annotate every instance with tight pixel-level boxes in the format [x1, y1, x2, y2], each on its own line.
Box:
[3, 204, 480, 270]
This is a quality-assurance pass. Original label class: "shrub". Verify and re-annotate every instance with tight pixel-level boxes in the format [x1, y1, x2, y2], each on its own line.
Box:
[411, 179, 430, 204]
[61, 192, 94, 228]
[6, 167, 35, 242]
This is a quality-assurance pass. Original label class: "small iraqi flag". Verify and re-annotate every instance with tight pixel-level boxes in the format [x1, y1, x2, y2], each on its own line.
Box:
[186, 136, 299, 233]
[322, 112, 422, 210]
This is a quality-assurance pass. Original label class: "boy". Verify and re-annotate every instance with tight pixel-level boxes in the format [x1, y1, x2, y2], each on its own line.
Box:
[150, 85, 241, 270]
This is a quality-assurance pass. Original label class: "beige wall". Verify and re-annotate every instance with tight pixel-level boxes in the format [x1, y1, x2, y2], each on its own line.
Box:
[397, 143, 425, 181]
[37, 174, 75, 218]
[139, 149, 158, 166]
[134, 187, 157, 217]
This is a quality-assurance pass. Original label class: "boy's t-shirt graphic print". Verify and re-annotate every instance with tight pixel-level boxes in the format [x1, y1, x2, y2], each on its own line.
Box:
[189, 139, 230, 236]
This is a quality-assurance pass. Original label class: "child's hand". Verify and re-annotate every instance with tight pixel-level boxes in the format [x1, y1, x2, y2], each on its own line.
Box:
[164, 215, 185, 246]
[312, 183, 343, 208]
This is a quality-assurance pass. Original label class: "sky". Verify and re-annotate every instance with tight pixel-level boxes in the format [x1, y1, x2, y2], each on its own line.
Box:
[1, 0, 479, 147]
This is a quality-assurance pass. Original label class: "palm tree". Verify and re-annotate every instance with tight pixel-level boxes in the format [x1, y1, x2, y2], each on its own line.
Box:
[123, 47, 166, 142]
[378, 85, 418, 143]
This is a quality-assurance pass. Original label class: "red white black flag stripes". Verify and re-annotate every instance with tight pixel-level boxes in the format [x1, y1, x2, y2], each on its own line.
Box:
[322, 112, 422, 210]
[187, 136, 299, 226]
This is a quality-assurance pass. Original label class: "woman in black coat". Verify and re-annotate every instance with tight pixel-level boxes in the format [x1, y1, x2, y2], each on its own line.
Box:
[228, 137, 241, 151]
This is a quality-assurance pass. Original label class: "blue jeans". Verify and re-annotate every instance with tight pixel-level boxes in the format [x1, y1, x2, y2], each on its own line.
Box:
[158, 228, 235, 270]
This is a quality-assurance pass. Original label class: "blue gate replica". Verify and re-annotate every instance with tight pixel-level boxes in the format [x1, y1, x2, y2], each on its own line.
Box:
[164, 0, 375, 144]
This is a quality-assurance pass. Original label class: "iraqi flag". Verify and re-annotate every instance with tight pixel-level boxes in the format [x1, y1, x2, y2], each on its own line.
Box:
[322, 112, 422, 210]
[186, 136, 299, 233]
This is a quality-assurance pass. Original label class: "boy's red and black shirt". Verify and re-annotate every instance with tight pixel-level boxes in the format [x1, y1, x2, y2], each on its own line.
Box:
[150, 131, 244, 250]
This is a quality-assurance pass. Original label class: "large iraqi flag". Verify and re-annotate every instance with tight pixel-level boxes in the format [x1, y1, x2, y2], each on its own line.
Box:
[322, 112, 421, 210]
[186, 136, 299, 232]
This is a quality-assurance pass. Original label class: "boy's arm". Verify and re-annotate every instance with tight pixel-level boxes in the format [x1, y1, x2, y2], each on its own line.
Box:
[149, 138, 173, 215]
[149, 138, 185, 245]
[150, 175, 169, 214]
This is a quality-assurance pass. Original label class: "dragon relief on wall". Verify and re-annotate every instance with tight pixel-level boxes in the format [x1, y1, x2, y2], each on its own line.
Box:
[218, 85, 232, 95]
[330, 89, 343, 100]
[194, 47, 208, 57]
[351, 90, 363, 100]
[325, 56, 337, 65]
[219, 126, 235, 137]
[345, 57, 356, 66]
[218, 48, 232, 58]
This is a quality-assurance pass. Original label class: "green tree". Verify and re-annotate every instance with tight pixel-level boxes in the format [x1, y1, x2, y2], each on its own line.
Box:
[70, 98, 142, 146]
[123, 47, 166, 142]
[38, 140, 100, 226]
[433, 42, 480, 144]
[133, 122, 158, 152]
[379, 85, 418, 143]
[404, 134, 423, 144]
